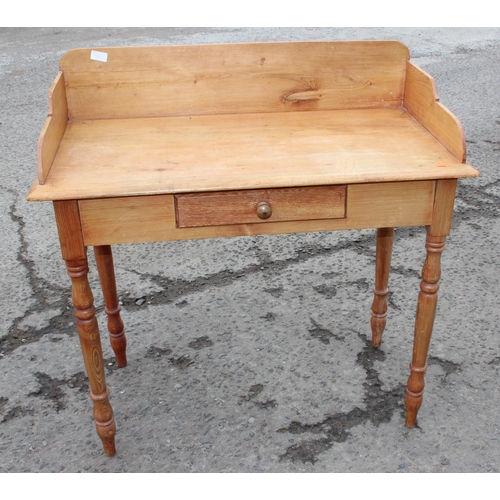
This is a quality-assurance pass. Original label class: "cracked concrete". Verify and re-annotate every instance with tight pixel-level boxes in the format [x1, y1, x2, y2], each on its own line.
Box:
[278, 335, 405, 464]
[0, 28, 499, 472]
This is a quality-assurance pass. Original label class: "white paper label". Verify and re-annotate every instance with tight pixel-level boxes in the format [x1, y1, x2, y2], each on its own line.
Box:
[90, 50, 108, 62]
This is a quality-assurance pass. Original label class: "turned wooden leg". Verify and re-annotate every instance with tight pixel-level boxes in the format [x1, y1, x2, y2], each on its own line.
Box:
[371, 227, 395, 347]
[404, 179, 457, 427]
[54, 200, 117, 456]
[94, 245, 127, 367]
[66, 258, 117, 455]
[405, 231, 446, 426]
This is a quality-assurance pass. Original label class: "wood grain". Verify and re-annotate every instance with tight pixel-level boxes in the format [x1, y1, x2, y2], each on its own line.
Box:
[405, 233, 446, 427]
[175, 186, 346, 228]
[37, 72, 68, 184]
[60, 41, 409, 120]
[27, 109, 478, 202]
[94, 245, 127, 367]
[55, 200, 116, 456]
[65, 258, 116, 456]
[405, 178, 458, 426]
[404, 61, 466, 162]
[53, 200, 86, 260]
[79, 181, 435, 246]
[371, 227, 395, 347]
[428, 178, 458, 236]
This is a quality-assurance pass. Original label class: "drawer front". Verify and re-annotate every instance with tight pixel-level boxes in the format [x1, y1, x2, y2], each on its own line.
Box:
[175, 186, 346, 228]
[79, 181, 434, 246]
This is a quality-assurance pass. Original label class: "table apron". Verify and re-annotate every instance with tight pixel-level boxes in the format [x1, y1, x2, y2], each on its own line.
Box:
[79, 180, 436, 246]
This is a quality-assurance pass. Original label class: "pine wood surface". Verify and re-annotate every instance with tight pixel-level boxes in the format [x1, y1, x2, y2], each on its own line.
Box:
[60, 41, 409, 121]
[94, 245, 127, 367]
[405, 233, 446, 426]
[37, 72, 68, 184]
[53, 200, 86, 260]
[28, 109, 477, 202]
[79, 180, 435, 246]
[371, 227, 395, 347]
[404, 61, 466, 162]
[53, 201, 116, 456]
[427, 178, 458, 236]
[405, 179, 457, 427]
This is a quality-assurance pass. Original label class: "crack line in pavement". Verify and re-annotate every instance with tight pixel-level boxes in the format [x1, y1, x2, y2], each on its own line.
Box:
[278, 333, 404, 464]
[1, 189, 76, 355]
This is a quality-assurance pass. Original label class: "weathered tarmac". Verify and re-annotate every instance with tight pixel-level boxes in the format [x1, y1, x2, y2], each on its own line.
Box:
[0, 27, 499, 472]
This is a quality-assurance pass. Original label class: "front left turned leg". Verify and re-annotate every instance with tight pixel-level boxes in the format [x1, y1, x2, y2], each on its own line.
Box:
[66, 258, 117, 456]
[371, 227, 395, 347]
[94, 245, 127, 367]
[405, 231, 446, 427]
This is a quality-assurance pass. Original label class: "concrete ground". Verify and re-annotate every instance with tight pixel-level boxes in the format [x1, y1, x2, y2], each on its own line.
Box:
[0, 27, 499, 473]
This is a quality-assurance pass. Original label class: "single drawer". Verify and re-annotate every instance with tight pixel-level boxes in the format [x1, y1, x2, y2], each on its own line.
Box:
[174, 186, 346, 228]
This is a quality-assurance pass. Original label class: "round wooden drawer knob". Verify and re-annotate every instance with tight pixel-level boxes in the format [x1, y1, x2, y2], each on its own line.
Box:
[256, 201, 272, 219]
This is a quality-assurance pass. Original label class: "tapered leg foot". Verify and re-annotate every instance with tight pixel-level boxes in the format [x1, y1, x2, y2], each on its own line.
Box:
[66, 258, 117, 456]
[405, 363, 428, 426]
[94, 245, 127, 367]
[370, 228, 394, 347]
[404, 232, 445, 427]
[91, 389, 117, 456]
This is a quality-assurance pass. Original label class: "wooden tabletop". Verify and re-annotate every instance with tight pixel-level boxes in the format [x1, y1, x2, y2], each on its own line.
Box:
[28, 108, 478, 202]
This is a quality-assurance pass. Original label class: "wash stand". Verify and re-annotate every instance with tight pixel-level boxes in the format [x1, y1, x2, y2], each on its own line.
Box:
[28, 41, 479, 456]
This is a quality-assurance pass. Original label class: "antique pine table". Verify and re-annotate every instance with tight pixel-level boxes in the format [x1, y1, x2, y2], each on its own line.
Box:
[28, 41, 479, 456]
